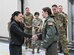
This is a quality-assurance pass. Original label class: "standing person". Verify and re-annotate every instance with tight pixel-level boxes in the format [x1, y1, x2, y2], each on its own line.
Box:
[52, 4, 69, 55]
[58, 5, 68, 36]
[9, 11, 32, 55]
[23, 7, 34, 49]
[41, 7, 58, 55]
[58, 5, 68, 18]
[32, 12, 43, 54]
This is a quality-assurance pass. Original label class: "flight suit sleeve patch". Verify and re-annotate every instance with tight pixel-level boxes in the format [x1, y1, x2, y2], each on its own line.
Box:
[48, 22, 53, 25]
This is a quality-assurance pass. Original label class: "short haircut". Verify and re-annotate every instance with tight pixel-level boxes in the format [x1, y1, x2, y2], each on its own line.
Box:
[52, 4, 58, 7]
[34, 12, 39, 16]
[25, 7, 29, 9]
[59, 5, 63, 7]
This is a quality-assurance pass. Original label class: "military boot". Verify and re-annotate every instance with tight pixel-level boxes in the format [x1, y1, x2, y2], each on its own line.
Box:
[32, 48, 35, 54]
[64, 48, 69, 55]
[28, 39, 32, 48]
[64, 53, 69, 55]
[37, 47, 40, 53]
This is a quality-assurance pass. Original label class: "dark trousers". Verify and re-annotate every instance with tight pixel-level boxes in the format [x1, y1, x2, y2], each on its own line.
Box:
[58, 41, 63, 52]
[46, 42, 58, 55]
[25, 38, 32, 48]
[9, 45, 22, 55]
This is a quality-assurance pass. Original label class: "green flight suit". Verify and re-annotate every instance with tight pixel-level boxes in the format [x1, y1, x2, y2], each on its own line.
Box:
[41, 16, 58, 55]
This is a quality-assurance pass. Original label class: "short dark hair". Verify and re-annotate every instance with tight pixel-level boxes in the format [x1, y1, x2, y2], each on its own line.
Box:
[34, 12, 40, 16]
[25, 7, 29, 9]
[59, 5, 63, 7]
[52, 4, 58, 7]
[42, 7, 52, 16]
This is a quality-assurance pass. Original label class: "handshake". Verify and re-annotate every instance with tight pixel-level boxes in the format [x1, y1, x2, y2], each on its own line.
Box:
[32, 35, 38, 40]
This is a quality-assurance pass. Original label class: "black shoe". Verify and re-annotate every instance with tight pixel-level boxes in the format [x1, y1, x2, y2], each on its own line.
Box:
[64, 53, 69, 55]
[37, 48, 40, 53]
[37, 51, 40, 53]
[25, 47, 28, 49]
[29, 44, 32, 48]
[32, 51, 34, 54]
[58, 50, 63, 53]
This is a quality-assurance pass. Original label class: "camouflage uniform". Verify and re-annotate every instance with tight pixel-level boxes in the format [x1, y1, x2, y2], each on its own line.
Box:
[23, 13, 34, 49]
[32, 18, 43, 53]
[53, 13, 69, 55]
[62, 12, 68, 36]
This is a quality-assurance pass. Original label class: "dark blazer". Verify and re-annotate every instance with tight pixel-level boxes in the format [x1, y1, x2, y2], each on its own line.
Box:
[9, 20, 31, 46]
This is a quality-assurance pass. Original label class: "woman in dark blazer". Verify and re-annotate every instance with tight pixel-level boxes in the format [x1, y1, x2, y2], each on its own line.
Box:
[9, 11, 32, 55]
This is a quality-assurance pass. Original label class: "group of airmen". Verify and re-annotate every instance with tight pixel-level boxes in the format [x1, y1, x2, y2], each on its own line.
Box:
[23, 7, 43, 53]
[19, 4, 69, 55]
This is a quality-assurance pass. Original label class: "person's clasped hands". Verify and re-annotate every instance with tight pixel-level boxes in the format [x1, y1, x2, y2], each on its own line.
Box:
[32, 34, 38, 40]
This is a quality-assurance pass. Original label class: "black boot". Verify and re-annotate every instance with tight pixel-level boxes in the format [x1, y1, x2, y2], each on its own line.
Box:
[25, 41, 28, 49]
[32, 48, 35, 54]
[37, 48, 40, 53]
[64, 53, 69, 55]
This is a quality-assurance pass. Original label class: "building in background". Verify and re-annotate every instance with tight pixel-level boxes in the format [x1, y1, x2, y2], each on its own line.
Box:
[68, 0, 74, 43]
[0, 0, 74, 43]
[0, 0, 24, 38]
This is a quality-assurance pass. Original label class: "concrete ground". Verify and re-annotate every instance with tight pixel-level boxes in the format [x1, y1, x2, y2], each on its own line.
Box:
[0, 41, 74, 55]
